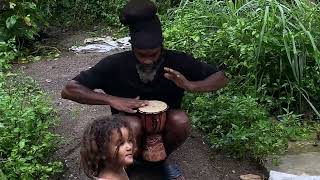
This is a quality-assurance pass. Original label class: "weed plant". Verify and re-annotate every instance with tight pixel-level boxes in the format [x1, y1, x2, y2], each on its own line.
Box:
[183, 92, 313, 161]
[0, 74, 63, 179]
[164, 0, 320, 115]
[166, 0, 320, 160]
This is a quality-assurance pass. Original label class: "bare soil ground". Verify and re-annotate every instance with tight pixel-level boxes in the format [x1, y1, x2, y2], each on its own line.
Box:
[17, 29, 267, 180]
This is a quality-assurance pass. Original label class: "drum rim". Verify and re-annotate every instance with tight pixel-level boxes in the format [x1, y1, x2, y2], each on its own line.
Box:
[138, 100, 168, 114]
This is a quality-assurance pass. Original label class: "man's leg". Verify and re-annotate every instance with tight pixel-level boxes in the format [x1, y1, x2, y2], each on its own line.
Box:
[123, 110, 191, 156]
[163, 110, 192, 155]
[124, 111, 190, 179]
[161, 110, 190, 180]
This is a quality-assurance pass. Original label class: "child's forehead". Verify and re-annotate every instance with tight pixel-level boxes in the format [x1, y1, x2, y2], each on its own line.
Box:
[110, 127, 129, 141]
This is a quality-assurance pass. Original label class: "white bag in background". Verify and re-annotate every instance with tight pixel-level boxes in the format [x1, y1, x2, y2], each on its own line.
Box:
[269, 171, 320, 180]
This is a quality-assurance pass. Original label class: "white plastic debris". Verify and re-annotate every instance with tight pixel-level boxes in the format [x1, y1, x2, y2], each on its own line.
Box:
[116, 37, 131, 47]
[70, 36, 131, 53]
[269, 171, 320, 180]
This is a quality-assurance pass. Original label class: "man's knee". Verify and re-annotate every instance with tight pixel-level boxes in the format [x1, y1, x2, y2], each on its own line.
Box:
[124, 116, 142, 135]
[166, 110, 192, 136]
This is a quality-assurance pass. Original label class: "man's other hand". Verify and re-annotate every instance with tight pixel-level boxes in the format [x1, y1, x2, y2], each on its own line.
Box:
[164, 67, 193, 91]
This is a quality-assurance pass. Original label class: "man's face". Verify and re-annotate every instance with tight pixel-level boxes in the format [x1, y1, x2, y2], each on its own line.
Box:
[134, 46, 163, 83]
[133, 47, 162, 65]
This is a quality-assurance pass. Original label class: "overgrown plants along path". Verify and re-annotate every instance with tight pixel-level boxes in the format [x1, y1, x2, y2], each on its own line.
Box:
[18, 30, 266, 180]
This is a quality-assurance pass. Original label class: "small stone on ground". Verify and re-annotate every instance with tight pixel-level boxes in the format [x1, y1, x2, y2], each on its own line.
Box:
[240, 174, 262, 180]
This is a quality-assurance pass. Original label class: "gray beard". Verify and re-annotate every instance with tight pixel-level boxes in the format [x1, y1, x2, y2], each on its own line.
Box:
[136, 60, 162, 84]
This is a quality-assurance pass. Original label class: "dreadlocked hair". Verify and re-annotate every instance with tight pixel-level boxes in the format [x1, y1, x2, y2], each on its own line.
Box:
[119, 0, 157, 26]
[80, 115, 134, 178]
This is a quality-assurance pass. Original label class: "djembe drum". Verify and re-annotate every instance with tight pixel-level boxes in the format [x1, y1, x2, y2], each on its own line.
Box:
[138, 100, 168, 162]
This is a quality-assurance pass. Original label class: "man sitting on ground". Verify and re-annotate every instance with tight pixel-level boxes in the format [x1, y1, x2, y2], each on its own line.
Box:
[61, 0, 228, 179]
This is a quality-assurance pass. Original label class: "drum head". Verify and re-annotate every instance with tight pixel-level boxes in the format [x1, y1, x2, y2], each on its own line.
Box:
[138, 100, 168, 114]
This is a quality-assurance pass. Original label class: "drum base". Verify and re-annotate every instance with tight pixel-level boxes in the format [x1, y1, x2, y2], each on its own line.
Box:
[142, 134, 167, 162]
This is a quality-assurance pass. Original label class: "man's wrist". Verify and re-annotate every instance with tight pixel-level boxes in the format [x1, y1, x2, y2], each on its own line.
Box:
[103, 94, 116, 105]
[186, 81, 196, 92]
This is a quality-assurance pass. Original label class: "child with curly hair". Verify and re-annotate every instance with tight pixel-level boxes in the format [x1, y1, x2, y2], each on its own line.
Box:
[80, 115, 134, 180]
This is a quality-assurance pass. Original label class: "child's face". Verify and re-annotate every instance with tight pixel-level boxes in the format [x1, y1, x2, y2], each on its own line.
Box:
[109, 127, 134, 166]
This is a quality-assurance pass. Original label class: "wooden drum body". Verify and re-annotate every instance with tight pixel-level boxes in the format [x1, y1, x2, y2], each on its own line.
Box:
[138, 100, 168, 162]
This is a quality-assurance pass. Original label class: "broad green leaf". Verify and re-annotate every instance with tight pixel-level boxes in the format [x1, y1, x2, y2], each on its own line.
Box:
[19, 139, 26, 149]
[6, 15, 18, 29]
[33, 56, 41, 61]
[191, 35, 200, 42]
[24, 16, 32, 26]
[9, 2, 16, 9]
[24, 29, 36, 40]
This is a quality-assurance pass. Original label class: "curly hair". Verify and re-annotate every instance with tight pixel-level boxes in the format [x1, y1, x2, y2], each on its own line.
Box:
[80, 115, 134, 178]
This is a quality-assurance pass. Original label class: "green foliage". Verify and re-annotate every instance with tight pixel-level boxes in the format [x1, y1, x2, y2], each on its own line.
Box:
[0, 0, 52, 42]
[183, 92, 312, 161]
[0, 39, 17, 71]
[51, 0, 127, 26]
[50, 0, 182, 26]
[165, 0, 320, 161]
[0, 73, 63, 179]
[164, 0, 320, 115]
[0, 0, 55, 68]
[157, 0, 182, 14]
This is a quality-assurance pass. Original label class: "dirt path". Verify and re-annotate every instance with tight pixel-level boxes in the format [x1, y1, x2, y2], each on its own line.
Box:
[18, 30, 266, 180]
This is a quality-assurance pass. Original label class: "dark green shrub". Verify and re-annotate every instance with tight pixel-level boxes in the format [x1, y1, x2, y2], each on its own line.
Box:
[183, 92, 312, 161]
[0, 0, 56, 68]
[51, 0, 127, 26]
[0, 0, 54, 42]
[0, 74, 63, 179]
[50, 0, 182, 26]
[164, 0, 320, 115]
[0, 39, 17, 71]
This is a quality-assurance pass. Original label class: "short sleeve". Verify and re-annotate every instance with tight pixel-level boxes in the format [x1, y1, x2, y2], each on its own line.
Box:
[181, 54, 219, 81]
[73, 58, 110, 90]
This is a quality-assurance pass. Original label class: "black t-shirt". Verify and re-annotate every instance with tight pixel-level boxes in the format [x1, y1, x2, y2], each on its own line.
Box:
[73, 49, 218, 114]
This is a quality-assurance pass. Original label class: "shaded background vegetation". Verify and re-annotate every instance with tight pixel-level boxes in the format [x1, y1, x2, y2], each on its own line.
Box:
[164, 0, 320, 161]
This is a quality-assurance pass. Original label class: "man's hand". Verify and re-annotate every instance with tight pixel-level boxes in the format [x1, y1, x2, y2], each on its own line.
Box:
[108, 96, 149, 113]
[164, 67, 193, 91]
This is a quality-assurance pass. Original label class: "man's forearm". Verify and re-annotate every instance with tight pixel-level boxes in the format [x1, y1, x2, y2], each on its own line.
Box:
[61, 81, 113, 105]
[187, 71, 228, 92]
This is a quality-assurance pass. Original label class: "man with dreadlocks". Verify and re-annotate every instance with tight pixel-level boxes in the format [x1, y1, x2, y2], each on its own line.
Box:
[61, 0, 228, 179]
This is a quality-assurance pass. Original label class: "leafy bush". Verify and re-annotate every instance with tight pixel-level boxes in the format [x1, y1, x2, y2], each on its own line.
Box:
[157, 0, 183, 14]
[0, 39, 17, 71]
[51, 0, 182, 26]
[0, 0, 56, 68]
[0, 0, 53, 43]
[183, 92, 312, 161]
[51, 0, 126, 26]
[165, 0, 320, 160]
[164, 0, 320, 115]
[0, 73, 63, 179]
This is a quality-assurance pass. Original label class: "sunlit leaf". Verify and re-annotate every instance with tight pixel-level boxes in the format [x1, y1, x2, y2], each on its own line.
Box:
[6, 15, 18, 29]
[9, 2, 16, 9]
